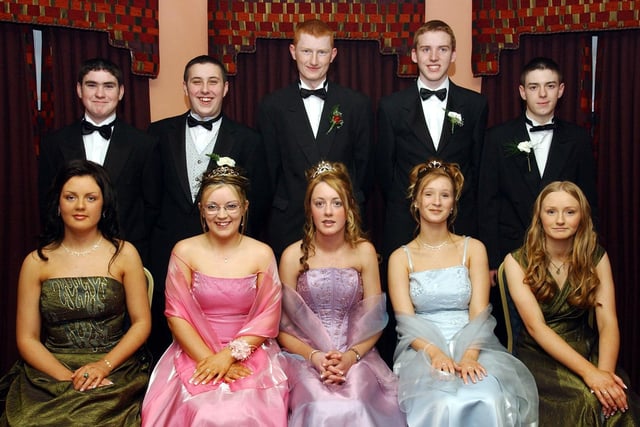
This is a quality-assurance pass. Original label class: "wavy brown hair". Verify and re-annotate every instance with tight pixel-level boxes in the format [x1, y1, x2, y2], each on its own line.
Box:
[407, 159, 464, 234]
[299, 161, 365, 272]
[522, 181, 599, 308]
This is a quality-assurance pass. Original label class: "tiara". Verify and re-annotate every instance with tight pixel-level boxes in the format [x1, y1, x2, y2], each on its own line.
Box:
[418, 159, 445, 178]
[207, 165, 240, 178]
[311, 161, 336, 179]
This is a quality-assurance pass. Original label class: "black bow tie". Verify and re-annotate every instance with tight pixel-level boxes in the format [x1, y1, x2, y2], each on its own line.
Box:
[526, 117, 556, 132]
[420, 88, 447, 101]
[187, 114, 222, 130]
[81, 119, 114, 140]
[300, 87, 327, 100]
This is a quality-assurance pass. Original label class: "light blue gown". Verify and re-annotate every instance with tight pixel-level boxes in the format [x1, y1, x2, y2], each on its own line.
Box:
[393, 238, 538, 427]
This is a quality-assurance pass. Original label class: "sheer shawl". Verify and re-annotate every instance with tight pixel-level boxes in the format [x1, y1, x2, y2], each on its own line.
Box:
[395, 306, 539, 426]
[161, 253, 287, 395]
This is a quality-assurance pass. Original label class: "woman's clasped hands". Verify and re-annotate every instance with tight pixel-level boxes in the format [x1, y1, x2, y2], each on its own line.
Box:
[585, 367, 629, 418]
[189, 350, 253, 386]
[71, 360, 114, 391]
[311, 349, 357, 385]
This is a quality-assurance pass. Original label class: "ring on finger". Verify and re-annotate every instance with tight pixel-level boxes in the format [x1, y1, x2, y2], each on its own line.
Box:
[83, 372, 89, 379]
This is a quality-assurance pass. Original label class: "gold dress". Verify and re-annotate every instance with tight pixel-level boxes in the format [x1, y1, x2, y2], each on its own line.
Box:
[514, 248, 639, 426]
[0, 277, 150, 427]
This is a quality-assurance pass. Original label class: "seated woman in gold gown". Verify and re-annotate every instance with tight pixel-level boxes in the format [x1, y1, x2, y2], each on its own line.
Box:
[504, 181, 639, 426]
[0, 160, 151, 426]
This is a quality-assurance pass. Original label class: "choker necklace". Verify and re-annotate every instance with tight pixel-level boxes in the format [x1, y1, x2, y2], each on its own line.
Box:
[61, 236, 103, 257]
[418, 237, 450, 251]
[549, 259, 566, 275]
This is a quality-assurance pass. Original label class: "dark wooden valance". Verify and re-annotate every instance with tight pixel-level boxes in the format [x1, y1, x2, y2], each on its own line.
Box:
[0, 0, 159, 77]
[472, 0, 640, 76]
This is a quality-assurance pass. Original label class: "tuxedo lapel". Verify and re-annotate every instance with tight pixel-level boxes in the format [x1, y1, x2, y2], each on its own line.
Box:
[542, 124, 571, 182]
[510, 118, 543, 199]
[58, 122, 87, 160]
[406, 92, 436, 152]
[168, 115, 193, 204]
[317, 87, 339, 157]
[102, 120, 133, 180]
[285, 87, 320, 164]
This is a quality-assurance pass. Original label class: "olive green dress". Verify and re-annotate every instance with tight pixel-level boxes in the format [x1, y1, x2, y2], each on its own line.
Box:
[0, 277, 150, 427]
[513, 248, 639, 426]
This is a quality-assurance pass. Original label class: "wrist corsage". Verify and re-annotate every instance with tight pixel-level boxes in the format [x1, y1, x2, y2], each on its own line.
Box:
[227, 339, 256, 361]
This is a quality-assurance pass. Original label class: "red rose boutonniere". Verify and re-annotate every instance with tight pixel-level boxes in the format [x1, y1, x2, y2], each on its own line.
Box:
[326, 105, 344, 135]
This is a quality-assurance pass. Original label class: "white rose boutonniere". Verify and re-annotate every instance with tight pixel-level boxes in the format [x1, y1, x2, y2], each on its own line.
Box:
[206, 153, 236, 167]
[445, 110, 464, 133]
[505, 140, 538, 172]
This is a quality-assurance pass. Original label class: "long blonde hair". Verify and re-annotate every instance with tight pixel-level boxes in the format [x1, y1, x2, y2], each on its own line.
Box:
[522, 181, 599, 308]
[300, 161, 365, 272]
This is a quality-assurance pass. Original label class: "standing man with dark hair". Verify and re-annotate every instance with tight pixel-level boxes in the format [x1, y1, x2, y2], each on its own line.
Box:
[147, 55, 269, 360]
[377, 20, 488, 260]
[258, 19, 373, 259]
[39, 57, 161, 264]
[479, 56, 598, 275]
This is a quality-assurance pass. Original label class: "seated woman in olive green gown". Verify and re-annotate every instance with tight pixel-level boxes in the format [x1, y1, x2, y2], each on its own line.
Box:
[0, 160, 152, 427]
[504, 181, 639, 426]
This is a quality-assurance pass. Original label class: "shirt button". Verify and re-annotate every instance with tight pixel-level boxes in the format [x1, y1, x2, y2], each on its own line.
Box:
[197, 159, 202, 164]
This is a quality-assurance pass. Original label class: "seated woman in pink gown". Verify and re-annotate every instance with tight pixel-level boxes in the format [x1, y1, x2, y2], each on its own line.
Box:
[278, 161, 405, 427]
[141, 157, 288, 427]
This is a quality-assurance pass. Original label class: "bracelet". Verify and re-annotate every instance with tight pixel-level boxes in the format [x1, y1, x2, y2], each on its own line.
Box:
[308, 349, 321, 362]
[103, 358, 113, 370]
[348, 347, 361, 363]
[228, 339, 256, 361]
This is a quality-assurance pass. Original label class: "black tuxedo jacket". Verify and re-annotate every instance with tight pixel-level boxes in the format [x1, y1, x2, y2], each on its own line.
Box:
[478, 115, 598, 268]
[38, 118, 161, 262]
[377, 81, 488, 257]
[258, 81, 373, 257]
[148, 112, 269, 276]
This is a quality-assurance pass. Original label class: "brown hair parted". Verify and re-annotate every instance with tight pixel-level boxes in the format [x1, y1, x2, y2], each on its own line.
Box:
[412, 19, 456, 51]
[522, 181, 599, 308]
[407, 159, 464, 231]
[299, 161, 365, 271]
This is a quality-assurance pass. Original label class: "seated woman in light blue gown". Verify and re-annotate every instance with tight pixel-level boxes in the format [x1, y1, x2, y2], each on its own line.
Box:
[388, 159, 538, 427]
[278, 161, 405, 427]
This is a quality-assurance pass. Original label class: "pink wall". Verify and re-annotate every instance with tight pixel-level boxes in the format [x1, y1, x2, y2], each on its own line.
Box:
[149, 0, 478, 121]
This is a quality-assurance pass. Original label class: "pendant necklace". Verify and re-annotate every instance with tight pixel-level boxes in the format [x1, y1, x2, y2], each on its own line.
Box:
[60, 236, 103, 257]
[418, 237, 450, 250]
[549, 259, 565, 275]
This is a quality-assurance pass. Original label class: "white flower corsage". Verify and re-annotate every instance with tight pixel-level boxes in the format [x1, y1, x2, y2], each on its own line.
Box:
[445, 110, 464, 133]
[227, 338, 256, 361]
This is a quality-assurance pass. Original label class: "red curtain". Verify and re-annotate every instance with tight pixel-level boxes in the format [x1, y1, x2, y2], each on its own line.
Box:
[0, 22, 39, 376]
[594, 29, 640, 389]
[0, 23, 152, 375]
[481, 32, 592, 129]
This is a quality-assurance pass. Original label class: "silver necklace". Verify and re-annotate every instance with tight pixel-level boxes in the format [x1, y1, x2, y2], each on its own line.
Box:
[418, 237, 450, 250]
[549, 259, 565, 275]
[60, 236, 103, 257]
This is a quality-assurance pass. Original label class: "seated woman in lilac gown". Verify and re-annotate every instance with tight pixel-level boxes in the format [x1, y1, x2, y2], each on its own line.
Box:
[278, 161, 405, 427]
[388, 160, 538, 427]
[141, 158, 288, 427]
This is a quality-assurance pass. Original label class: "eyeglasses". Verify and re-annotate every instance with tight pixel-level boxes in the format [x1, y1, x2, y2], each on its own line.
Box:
[203, 201, 241, 215]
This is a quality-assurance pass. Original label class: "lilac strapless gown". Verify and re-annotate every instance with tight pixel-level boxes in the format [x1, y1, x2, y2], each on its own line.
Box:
[282, 268, 405, 427]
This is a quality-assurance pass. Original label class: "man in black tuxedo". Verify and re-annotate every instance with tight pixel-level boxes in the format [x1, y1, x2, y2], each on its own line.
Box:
[377, 20, 488, 259]
[258, 19, 373, 258]
[479, 56, 598, 272]
[478, 57, 598, 344]
[39, 58, 160, 263]
[147, 55, 269, 359]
